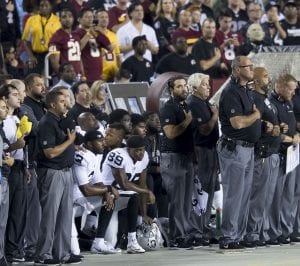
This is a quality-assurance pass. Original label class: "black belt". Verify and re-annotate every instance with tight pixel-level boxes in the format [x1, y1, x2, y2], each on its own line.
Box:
[222, 136, 254, 148]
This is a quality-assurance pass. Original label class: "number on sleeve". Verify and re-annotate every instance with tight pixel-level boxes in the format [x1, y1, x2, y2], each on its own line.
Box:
[107, 152, 123, 166]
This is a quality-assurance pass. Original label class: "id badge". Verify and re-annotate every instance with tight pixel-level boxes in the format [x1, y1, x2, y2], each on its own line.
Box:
[40, 38, 45, 45]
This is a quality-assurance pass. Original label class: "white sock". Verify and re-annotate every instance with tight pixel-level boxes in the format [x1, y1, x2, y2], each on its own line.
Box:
[128, 232, 136, 242]
[94, 237, 104, 245]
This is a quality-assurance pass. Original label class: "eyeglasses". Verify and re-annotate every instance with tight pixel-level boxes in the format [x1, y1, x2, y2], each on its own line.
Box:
[249, 9, 261, 12]
[239, 64, 254, 68]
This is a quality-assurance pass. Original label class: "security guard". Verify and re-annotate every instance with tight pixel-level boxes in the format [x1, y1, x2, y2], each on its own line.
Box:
[218, 56, 261, 249]
[267, 73, 299, 245]
[35, 90, 80, 264]
[187, 73, 219, 243]
[244, 67, 281, 247]
[159, 76, 201, 248]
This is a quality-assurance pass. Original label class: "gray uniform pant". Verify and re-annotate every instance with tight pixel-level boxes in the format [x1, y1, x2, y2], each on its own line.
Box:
[160, 152, 201, 243]
[261, 154, 280, 241]
[292, 165, 300, 237]
[36, 168, 73, 261]
[246, 154, 280, 242]
[25, 168, 41, 257]
[5, 161, 27, 258]
[194, 146, 218, 236]
[0, 178, 9, 259]
[268, 162, 296, 240]
[217, 141, 254, 243]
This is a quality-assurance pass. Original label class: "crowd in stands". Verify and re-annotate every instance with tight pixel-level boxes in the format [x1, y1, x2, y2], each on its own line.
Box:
[0, 0, 300, 265]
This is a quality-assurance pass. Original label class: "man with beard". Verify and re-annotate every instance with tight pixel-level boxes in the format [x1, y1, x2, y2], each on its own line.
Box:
[192, 18, 228, 79]
[121, 36, 154, 83]
[159, 76, 201, 248]
[243, 67, 282, 247]
[49, 8, 84, 76]
[21, 73, 46, 262]
[155, 37, 200, 75]
[218, 56, 261, 249]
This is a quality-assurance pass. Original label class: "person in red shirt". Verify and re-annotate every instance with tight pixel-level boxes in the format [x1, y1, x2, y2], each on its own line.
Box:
[49, 8, 84, 77]
[74, 8, 113, 83]
[108, 0, 129, 32]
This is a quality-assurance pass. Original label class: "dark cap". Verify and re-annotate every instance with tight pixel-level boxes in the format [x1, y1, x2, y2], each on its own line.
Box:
[265, 1, 280, 11]
[132, 35, 147, 48]
[126, 135, 146, 148]
[84, 130, 104, 143]
[285, 0, 296, 7]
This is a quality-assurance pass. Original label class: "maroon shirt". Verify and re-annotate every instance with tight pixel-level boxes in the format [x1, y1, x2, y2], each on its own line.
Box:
[68, 0, 90, 17]
[49, 29, 81, 74]
[73, 28, 111, 81]
[108, 6, 127, 30]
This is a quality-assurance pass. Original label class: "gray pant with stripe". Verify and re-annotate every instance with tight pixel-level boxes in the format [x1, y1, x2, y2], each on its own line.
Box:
[292, 165, 300, 237]
[217, 141, 254, 243]
[36, 168, 73, 261]
[194, 146, 218, 236]
[160, 153, 201, 243]
[246, 154, 280, 242]
[0, 178, 9, 259]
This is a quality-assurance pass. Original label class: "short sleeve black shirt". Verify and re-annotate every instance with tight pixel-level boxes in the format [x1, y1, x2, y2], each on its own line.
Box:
[187, 94, 219, 148]
[159, 98, 194, 153]
[219, 79, 261, 143]
[37, 112, 75, 169]
[280, 20, 300, 46]
[68, 103, 102, 124]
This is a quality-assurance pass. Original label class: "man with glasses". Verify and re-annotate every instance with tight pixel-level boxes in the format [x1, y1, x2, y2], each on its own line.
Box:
[218, 56, 261, 249]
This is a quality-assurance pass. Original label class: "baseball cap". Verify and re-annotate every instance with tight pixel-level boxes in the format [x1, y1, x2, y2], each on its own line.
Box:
[132, 35, 147, 48]
[285, 0, 296, 7]
[265, 1, 280, 11]
[84, 130, 104, 143]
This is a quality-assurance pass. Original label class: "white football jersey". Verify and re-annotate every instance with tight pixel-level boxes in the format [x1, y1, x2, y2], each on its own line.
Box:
[72, 149, 103, 201]
[101, 147, 149, 188]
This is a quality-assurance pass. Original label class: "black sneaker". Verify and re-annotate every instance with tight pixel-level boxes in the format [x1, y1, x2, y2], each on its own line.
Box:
[255, 240, 266, 247]
[219, 242, 244, 250]
[34, 258, 60, 265]
[241, 241, 257, 249]
[192, 237, 203, 247]
[70, 254, 84, 260]
[266, 239, 280, 247]
[278, 236, 290, 245]
[0, 256, 8, 266]
[24, 255, 35, 264]
[61, 254, 82, 264]
[7, 256, 25, 263]
[291, 236, 300, 243]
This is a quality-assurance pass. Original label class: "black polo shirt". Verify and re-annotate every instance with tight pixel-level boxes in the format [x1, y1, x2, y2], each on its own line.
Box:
[68, 103, 102, 124]
[281, 20, 300, 46]
[23, 96, 46, 121]
[292, 88, 300, 122]
[187, 94, 219, 148]
[37, 111, 75, 169]
[159, 98, 194, 153]
[253, 91, 281, 155]
[219, 79, 261, 143]
[155, 53, 200, 75]
[270, 91, 296, 153]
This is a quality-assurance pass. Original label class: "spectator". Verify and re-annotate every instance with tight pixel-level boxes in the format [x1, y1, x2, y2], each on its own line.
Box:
[22, 0, 61, 74]
[0, 84, 27, 263]
[35, 89, 80, 265]
[171, 9, 202, 54]
[68, 81, 103, 123]
[2, 43, 24, 79]
[114, 68, 131, 83]
[261, 1, 284, 44]
[153, 0, 178, 59]
[121, 35, 154, 83]
[155, 36, 200, 75]
[279, 0, 300, 45]
[0, 0, 21, 44]
[189, 5, 202, 32]
[240, 2, 272, 45]
[49, 8, 83, 77]
[52, 63, 77, 106]
[108, 109, 132, 135]
[117, 2, 159, 62]
[192, 18, 228, 78]
[67, 0, 90, 18]
[214, 10, 243, 68]
[183, 0, 215, 19]
[108, 0, 130, 33]
[131, 113, 147, 137]
[95, 9, 122, 82]
[74, 8, 113, 83]
[91, 80, 109, 114]
[0, 98, 14, 266]
[227, 0, 248, 32]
